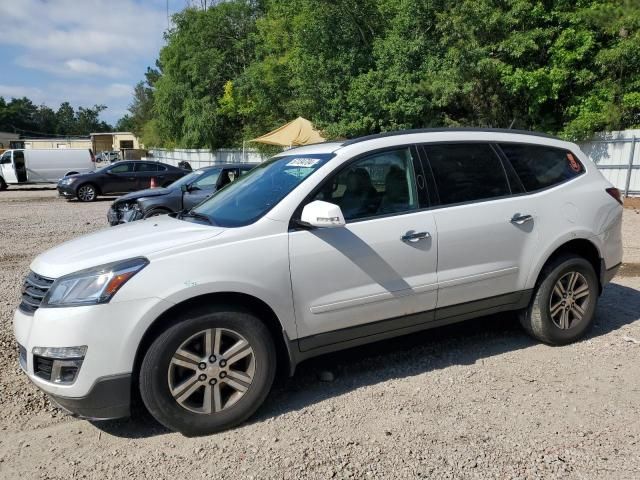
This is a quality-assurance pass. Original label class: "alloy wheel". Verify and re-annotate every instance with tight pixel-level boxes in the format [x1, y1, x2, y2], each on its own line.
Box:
[77, 185, 95, 201]
[168, 328, 256, 414]
[549, 271, 590, 330]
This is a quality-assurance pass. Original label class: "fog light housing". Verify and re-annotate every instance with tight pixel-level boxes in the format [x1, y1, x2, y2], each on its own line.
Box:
[32, 346, 86, 384]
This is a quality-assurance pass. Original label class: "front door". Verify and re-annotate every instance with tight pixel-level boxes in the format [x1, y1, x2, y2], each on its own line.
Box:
[288, 147, 438, 350]
[103, 162, 136, 193]
[421, 142, 539, 310]
[0, 151, 18, 183]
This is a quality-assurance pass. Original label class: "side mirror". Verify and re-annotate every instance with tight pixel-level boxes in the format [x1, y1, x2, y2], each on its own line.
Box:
[300, 200, 346, 228]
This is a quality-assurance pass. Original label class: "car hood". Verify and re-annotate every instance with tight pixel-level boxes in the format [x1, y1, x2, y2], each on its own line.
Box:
[31, 215, 224, 278]
[114, 187, 173, 204]
[60, 172, 91, 181]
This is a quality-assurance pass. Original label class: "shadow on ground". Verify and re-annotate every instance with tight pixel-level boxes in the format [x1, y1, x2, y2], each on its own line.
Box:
[4, 186, 57, 191]
[91, 282, 640, 439]
[65, 197, 117, 203]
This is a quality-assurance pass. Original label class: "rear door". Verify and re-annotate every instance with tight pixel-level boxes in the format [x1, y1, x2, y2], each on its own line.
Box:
[288, 146, 439, 350]
[0, 151, 18, 183]
[134, 162, 160, 190]
[421, 142, 539, 311]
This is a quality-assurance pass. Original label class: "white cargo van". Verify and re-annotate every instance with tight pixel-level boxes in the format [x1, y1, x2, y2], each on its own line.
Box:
[0, 148, 95, 189]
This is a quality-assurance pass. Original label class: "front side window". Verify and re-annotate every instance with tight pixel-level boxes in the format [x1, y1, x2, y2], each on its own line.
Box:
[109, 163, 133, 174]
[0, 152, 11, 164]
[424, 143, 510, 206]
[192, 154, 334, 227]
[499, 144, 584, 192]
[191, 168, 222, 190]
[312, 148, 419, 221]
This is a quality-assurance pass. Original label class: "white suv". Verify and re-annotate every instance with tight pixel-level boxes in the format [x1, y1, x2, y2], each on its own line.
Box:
[14, 129, 623, 435]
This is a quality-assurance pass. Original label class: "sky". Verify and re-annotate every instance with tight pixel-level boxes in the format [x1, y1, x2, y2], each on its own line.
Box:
[0, 0, 186, 127]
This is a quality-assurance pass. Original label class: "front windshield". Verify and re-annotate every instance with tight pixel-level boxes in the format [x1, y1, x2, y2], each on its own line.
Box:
[192, 153, 334, 227]
[170, 168, 220, 189]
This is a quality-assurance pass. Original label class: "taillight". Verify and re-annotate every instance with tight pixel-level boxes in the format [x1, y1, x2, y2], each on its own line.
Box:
[606, 187, 623, 205]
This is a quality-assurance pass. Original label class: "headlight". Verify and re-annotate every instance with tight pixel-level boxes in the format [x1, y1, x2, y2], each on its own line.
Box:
[41, 257, 149, 308]
[59, 177, 76, 185]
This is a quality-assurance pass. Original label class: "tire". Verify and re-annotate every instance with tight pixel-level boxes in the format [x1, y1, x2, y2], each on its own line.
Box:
[519, 254, 599, 345]
[143, 208, 171, 219]
[0, 178, 7, 191]
[139, 305, 276, 436]
[76, 183, 97, 202]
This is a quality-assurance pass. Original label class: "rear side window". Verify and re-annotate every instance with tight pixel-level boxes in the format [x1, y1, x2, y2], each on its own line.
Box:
[499, 144, 584, 192]
[135, 163, 158, 173]
[424, 143, 510, 205]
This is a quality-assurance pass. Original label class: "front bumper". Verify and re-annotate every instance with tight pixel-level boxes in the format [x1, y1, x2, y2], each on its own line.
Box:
[57, 184, 77, 198]
[47, 374, 132, 420]
[13, 296, 174, 419]
[107, 206, 143, 226]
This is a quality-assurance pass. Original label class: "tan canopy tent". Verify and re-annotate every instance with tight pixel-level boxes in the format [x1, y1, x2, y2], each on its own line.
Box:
[251, 117, 325, 147]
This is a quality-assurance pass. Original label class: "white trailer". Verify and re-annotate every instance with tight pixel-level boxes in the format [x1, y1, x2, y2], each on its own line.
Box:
[0, 149, 95, 189]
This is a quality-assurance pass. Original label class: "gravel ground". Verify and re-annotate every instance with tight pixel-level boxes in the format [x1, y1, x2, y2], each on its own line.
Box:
[1, 187, 639, 479]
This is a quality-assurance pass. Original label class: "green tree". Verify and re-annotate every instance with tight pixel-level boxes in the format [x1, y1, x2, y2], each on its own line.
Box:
[55, 102, 76, 135]
[153, 1, 260, 149]
[136, 0, 640, 146]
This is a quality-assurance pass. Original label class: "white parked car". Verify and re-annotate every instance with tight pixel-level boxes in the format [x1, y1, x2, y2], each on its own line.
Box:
[0, 148, 95, 189]
[14, 129, 623, 435]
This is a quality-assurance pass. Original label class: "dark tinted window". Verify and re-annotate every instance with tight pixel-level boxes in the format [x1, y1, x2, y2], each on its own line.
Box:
[424, 143, 510, 205]
[499, 144, 584, 192]
[157, 164, 168, 172]
[135, 163, 158, 173]
[109, 163, 134, 174]
[313, 148, 418, 221]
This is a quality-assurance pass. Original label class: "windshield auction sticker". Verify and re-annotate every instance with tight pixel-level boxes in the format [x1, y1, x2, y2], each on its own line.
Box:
[286, 158, 321, 168]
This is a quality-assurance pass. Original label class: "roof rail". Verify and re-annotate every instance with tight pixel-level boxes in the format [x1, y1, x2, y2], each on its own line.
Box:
[341, 127, 560, 146]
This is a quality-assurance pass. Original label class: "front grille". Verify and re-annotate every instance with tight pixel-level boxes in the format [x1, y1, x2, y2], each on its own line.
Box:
[19, 271, 54, 314]
[34, 355, 54, 381]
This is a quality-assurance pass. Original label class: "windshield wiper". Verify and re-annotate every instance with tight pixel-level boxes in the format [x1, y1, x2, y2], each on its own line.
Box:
[177, 210, 214, 225]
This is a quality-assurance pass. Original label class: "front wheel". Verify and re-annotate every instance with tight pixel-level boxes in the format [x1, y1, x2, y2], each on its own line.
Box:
[143, 208, 171, 219]
[520, 254, 599, 345]
[76, 183, 97, 202]
[139, 306, 276, 436]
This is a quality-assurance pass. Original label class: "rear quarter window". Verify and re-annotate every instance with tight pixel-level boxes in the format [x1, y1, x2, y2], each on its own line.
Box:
[499, 144, 584, 192]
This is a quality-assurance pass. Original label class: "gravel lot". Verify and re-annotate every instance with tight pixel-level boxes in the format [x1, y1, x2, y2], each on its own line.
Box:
[1, 187, 639, 479]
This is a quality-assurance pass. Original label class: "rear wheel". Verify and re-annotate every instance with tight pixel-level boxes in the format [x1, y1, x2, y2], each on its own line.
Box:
[520, 254, 598, 345]
[139, 306, 276, 436]
[76, 183, 97, 202]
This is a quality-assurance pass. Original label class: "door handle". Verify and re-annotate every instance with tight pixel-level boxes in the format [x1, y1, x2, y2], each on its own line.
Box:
[510, 213, 533, 225]
[401, 231, 431, 242]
